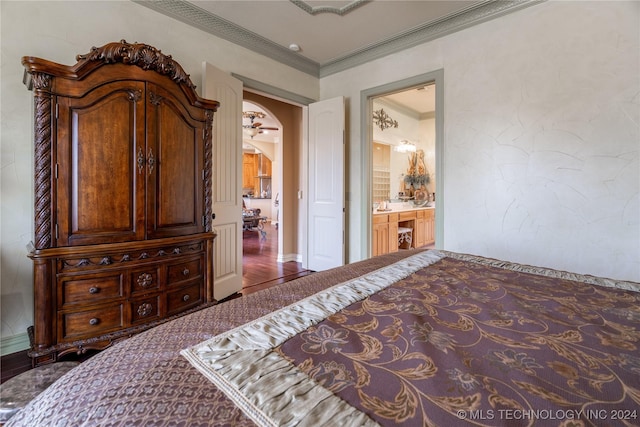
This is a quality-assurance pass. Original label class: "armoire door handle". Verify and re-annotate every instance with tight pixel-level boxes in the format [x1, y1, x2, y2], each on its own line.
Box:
[147, 148, 155, 175]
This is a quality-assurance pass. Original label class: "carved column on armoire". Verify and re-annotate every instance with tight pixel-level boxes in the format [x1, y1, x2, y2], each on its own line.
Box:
[28, 71, 56, 352]
[204, 109, 214, 302]
[204, 109, 214, 232]
[30, 72, 54, 251]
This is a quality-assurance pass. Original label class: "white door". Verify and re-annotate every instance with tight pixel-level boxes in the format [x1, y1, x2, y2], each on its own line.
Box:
[307, 96, 345, 271]
[202, 62, 243, 301]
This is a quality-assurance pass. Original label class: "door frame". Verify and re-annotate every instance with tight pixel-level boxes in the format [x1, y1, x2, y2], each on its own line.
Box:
[360, 69, 445, 258]
[233, 76, 316, 265]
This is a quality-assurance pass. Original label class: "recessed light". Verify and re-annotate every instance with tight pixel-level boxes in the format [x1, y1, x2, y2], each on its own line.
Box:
[289, 43, 301, 52]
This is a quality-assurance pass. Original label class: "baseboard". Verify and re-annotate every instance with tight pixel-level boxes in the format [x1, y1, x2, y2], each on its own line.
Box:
[1, 332, 30, 357]
[277, 253, 301, 263]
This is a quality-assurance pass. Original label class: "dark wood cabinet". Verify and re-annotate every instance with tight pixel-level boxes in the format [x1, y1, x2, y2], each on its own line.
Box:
[23, 41, 219, 366]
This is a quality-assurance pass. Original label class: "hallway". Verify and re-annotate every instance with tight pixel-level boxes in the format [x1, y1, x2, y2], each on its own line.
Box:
[242, 223, 312, 295]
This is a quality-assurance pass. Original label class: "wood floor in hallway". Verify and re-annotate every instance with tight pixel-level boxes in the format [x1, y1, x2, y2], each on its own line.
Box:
[242, 223, 313, 296]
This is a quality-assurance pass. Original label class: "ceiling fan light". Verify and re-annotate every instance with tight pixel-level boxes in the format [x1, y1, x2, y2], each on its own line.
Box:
[244, 127, 259, 137]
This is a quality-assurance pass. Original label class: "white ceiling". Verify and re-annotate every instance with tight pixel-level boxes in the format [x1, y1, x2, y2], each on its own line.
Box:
[188, 0, 483, 65]
[380, 83, 436, 115]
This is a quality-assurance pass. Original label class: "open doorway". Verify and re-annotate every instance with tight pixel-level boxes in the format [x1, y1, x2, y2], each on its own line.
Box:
[204, 64, 312, 300]
[361, 70, 444, 258]
[240, 94, 310, 290]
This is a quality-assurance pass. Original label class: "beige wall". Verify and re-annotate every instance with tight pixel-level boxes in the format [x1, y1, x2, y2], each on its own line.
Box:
[321, 1, 639, 280]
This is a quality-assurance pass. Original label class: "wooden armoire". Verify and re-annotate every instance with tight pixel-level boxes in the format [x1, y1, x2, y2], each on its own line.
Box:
[22, 41, 220, 366]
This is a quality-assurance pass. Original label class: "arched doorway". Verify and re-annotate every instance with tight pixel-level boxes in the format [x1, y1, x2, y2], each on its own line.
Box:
[241, 95, 308, 290]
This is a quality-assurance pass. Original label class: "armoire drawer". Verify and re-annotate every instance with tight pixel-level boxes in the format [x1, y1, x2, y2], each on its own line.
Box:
[167, 257, 203, 286]
[166, 282, 202, 315]
[59, 272, 124, 307]
[129, 295, 161, 324]
[129, 266, 161, 295]
[59, 304, 124, 342]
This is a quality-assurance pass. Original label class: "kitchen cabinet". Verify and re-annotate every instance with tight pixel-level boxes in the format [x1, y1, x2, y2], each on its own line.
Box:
[243, 152, 272, 197]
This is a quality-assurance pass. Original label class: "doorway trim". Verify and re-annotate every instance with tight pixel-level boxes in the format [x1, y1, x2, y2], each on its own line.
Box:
[232, 73, 316, 106]
[360, 69, 444, 258]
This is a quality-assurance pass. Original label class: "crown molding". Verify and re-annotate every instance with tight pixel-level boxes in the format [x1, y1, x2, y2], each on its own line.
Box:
[133, 0, 544, 79]
[133, 0, 320, 76]
[320, 0, 545, 77]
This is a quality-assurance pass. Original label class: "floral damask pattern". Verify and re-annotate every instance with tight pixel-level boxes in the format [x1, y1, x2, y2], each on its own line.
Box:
[276, 258, 640, 427]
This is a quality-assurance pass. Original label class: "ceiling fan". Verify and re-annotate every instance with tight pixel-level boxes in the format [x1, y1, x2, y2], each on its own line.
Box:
[242, 111, 278, 138]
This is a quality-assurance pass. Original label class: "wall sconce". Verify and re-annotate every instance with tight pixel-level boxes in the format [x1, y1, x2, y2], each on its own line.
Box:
[373, 108, 398, 131]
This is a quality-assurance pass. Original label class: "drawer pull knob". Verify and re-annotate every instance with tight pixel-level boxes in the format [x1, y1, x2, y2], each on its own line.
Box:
[89, 318, 99, 326]
[182, 294, 190, 302]
[137, 273, 153, 288]
[182, 268, 190, 276]
[89, 287, 99, 294]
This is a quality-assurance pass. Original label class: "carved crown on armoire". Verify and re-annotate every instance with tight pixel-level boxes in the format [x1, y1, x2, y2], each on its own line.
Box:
[22, 40, 220, 366]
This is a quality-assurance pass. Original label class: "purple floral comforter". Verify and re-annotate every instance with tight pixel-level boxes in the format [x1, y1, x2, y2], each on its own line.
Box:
[276, 255, 640, 426]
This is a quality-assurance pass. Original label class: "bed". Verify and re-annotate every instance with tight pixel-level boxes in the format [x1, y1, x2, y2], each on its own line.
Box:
[7, 249, 640, 426]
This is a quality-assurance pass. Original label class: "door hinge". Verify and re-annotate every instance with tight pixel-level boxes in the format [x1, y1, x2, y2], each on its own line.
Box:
[54, 163, 59, 179]
[202, 169, 205, 181]
[55, 104, 59, 119]
[202, 215, 206, 226]
[55, 223, 59, 239]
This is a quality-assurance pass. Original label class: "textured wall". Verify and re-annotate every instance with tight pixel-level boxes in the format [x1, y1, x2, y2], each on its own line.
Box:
[321, 1, 639, 281]
[442, 1, 639, 279]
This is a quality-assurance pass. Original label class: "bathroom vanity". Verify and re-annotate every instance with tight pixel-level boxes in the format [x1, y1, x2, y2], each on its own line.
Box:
[372, 206, 435, 256]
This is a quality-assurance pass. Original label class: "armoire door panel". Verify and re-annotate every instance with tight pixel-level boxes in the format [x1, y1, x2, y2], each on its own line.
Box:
[56, 82, 146, 246]
[156, 110, 196, 225]
[146, 85, 205, 238]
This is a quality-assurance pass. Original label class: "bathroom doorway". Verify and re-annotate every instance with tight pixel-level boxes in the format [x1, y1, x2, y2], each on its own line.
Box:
[361, 70, 444, 257]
